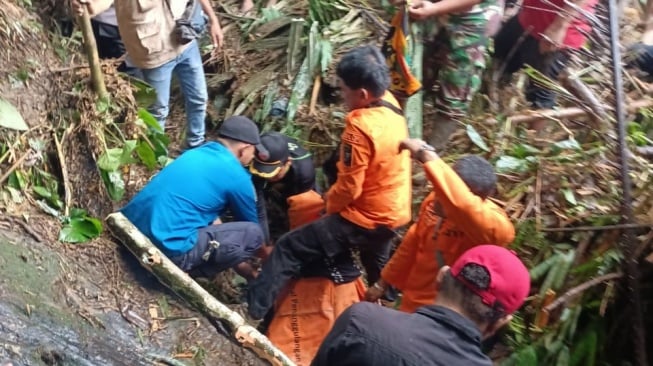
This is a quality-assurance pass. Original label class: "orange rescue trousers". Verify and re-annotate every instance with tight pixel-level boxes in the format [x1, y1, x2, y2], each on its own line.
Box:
[266, 190, 366, 365]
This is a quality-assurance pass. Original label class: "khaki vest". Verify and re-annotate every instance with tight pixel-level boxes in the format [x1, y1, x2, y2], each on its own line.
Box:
[115, 0, 190, 69]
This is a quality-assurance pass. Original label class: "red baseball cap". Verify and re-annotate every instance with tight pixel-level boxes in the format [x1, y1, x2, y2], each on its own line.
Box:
[450, 245, 530, 315]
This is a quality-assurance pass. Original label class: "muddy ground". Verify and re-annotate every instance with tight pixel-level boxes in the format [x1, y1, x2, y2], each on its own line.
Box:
[0, 228, 264, 366]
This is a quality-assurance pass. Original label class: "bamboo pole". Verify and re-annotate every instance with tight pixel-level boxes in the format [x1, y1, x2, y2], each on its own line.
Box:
[558, 68, 609, 127]
[78, 6, 108, 100]
[485, 98, 653, 124]
[105, 212, 296, 366]
[608, 0, 648, 362]
[404, 23, 424, 139]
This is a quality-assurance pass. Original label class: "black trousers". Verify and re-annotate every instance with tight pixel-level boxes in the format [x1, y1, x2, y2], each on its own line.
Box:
[493, 15, 571, 109]
[246, 214, 395, 319]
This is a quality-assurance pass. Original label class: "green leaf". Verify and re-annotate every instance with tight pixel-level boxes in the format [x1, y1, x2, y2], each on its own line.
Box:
[97, 142, 137, 172]
[529, 252, 559, 281]
[319, 39, 333, 75]
[0, 97, 28, 131]
[58, 225, 88, 243]
[121, 139, 139, 165]
[97, 147, 124, 171]
[138, 108, 163, 133]
[157, 155, 174, 167]
[32, 186, 52, 199]
[151, 133, 170, 157]
[510, 143, 541, 158]
[500, 345, 538, 366]
[8, 170, 28, 190]
[128, 77, 157, 108]
[557, 346, 570, 366]
[562, 188, 577, 206]
[100, 169, 125, 201]
[58, 213, 103, 244]
[495, 156, 531, 174]
[136, 140, 157, 170]
[6, 186, 23, 203]
[96, 97, 111, 113]
[466, 124, 490, 152]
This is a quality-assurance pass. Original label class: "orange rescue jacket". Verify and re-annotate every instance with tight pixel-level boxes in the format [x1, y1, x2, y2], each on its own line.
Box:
[381, 159, 515, 313]
[326, 92, 412, 229]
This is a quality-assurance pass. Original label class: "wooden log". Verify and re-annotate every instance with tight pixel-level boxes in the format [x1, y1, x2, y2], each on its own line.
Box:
[488, 98, 653, 124]
[105, 212, 296, 366]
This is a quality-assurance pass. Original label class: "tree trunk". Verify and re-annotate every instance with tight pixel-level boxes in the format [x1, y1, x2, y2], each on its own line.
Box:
[105, 212, 296, 366]
[78, 7, 108, 100]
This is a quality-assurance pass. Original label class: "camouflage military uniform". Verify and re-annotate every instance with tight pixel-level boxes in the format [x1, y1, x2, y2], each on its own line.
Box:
[424, 0, 503, 122]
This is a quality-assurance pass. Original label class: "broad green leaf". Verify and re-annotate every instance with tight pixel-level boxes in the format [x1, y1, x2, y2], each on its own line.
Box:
[58, 225, 88, 243]
[0, 97, 28, 131]
[70, 207, 88, 219]
[120, 139, 139, 165]
[136, 140, 157, 170]
[138, 108, 163, 133]
[466, 124, 490, 152]
[58, 215, 102, 244]
[71, 216, 103, 236]
[562, 188, 577, 206]
[100, 169, 125, 201]
[97, 147, 124, 171]
[495, 156, 531, 174]
[151, 133, 170, 157]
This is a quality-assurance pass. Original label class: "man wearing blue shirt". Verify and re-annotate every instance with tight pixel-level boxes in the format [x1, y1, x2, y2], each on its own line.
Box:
[121, 116, 266, 281]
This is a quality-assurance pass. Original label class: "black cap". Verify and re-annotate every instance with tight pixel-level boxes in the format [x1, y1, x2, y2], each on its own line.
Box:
[250, 132, 290, 178]
[218, 116, 266, 152]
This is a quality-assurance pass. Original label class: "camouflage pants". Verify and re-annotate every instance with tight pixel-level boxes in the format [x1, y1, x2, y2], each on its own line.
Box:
[424, 5, 503, 121]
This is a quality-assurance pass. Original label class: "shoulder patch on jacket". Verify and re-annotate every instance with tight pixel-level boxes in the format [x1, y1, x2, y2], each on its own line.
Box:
[342, 130, 365, 146]
[342, 144, 353, 166]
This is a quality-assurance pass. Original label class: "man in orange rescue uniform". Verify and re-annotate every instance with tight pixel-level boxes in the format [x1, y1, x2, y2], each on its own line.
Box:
[246, 45, 412, 321]
[366, 138, 515, 313]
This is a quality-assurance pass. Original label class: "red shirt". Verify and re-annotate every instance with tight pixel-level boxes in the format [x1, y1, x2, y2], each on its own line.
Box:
[518, 0, 598, 49]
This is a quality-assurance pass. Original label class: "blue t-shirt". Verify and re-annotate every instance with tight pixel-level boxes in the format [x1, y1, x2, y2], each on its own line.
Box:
[121, 142, 258, 257]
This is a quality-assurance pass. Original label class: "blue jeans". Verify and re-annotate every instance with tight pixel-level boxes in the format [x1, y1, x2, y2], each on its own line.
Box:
[141, 41, 207, 147]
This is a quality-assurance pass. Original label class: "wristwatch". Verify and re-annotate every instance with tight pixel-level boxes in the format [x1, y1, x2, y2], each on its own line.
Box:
[417, 143, 436, 163]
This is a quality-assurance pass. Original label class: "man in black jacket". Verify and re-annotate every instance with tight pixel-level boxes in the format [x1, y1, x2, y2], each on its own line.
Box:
[311, 245, 531, 366]
[250, 132, 316, 247]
